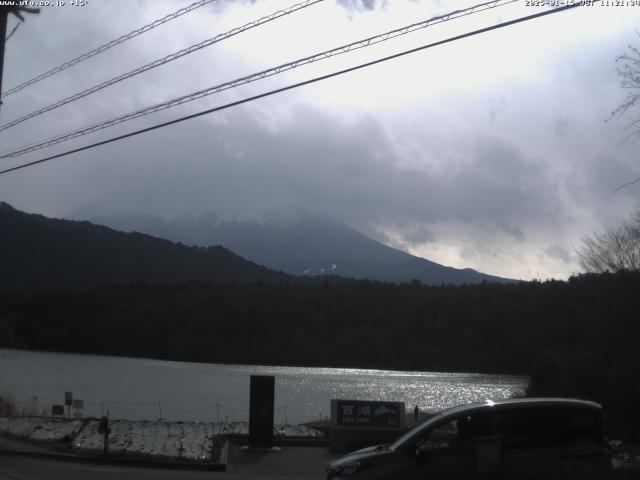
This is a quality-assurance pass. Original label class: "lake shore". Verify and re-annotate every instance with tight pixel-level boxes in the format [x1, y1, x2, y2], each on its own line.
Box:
[0, 416, 325, 463]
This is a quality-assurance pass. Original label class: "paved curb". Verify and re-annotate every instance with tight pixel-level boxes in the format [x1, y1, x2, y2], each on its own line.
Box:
[225, 434, 331, 447]
[0, 447, 226, 471]
[218, 439, 230, 465]
[275, 438, 331, 447]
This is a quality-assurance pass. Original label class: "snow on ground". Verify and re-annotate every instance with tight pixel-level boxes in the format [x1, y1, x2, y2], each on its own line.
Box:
[0, 417, 323, 461]
[0, 417, 41, 436]
[612, 454, 639, 469]
[0, 417, 82, 441]
[72, 419, 221, 460]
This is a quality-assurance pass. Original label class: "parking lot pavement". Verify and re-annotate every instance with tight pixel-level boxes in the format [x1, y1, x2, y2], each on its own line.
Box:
[0, 452, 333, 480]
[0, 433, 61, 455]
[227, 443, 341, 478]
[0, 431, 341, 479]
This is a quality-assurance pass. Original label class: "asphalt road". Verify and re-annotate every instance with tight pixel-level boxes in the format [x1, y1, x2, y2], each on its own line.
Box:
[0, 454, 325, 480]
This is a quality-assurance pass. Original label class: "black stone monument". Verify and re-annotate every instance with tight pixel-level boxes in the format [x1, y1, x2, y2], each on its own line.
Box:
[248, 375, 275, 448]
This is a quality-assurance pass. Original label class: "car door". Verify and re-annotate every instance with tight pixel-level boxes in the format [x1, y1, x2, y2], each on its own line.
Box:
[561, 407, 611, 479]
[493, 407, 558, 479]
[489, 405, 613, 480]
[412, 413, 492, 480]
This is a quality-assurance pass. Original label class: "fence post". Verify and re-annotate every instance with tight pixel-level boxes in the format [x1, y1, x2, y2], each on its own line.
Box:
[99, 410, 110, 455]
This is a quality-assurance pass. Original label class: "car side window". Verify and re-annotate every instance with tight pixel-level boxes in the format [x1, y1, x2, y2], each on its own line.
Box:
[420, 419, 459, 451]
[494, 407, 567, 449]
[419, 413, 494, 453]
[564, 408, 599, 443]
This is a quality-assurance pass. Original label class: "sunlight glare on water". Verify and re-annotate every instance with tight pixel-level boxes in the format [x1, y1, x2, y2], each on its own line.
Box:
[0, 350, 528, 424]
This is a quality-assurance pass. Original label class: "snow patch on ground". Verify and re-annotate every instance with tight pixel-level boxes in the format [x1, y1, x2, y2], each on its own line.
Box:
[73, 419, 219, 460]
[0, 417, 323, 461]
[0, 417, 82, 441]
[612, 450, 640, 470]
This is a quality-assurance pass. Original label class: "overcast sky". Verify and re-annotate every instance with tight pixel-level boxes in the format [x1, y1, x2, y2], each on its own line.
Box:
[1, 0, 639, 280]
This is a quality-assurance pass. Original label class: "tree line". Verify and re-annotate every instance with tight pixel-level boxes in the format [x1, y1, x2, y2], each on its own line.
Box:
[1, 271, 639, 437]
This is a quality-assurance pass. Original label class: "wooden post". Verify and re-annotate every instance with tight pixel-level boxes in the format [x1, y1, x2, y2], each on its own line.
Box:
[0, 5, 40, 108]
[0, 6, 8, 106]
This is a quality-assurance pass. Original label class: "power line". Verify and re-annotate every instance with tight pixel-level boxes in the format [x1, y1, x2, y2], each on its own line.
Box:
[0, 0, 517, 159]
[0, 4, 581, 177]
[1, 0, 218, 98]
[0, 127, 77, 156]
[0, 0, 323, 133]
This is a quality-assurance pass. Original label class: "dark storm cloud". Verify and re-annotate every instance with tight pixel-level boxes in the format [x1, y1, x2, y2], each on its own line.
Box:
[544, 243, 573, 264]
[489, 98, 506, 123]
[45, 101, 562, 248]
[554, 116, 570, 137]
[402, 223, 435, 245]
[566, 151, 640, 214]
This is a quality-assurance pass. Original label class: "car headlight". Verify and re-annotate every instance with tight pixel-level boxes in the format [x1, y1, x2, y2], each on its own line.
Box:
[327, 460, 362, 477]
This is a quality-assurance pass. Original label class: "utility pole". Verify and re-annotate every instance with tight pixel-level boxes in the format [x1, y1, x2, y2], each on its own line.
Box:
[0, 7, 8, 100]
[0, 3, 40, 108]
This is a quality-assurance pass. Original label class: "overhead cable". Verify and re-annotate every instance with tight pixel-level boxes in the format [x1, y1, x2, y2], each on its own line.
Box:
[0, 0, 323, 133]
[0, 4, 581, 177]
[0, 0, 517, 158]
[1, 0, 218, 98]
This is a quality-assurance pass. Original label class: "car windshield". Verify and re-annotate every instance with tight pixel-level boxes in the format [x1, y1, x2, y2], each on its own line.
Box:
[389, 414, 445, 450]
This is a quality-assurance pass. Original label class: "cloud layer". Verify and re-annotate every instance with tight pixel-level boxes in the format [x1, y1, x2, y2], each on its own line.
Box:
[1, 0, 639, 280]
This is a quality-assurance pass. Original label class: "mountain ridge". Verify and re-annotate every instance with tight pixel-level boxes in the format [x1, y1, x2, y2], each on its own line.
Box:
[91, 210, 515, 285]
[0, 202, 291, 291]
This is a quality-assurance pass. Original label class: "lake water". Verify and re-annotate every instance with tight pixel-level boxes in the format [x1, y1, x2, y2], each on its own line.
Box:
[0, 349, 528, 424]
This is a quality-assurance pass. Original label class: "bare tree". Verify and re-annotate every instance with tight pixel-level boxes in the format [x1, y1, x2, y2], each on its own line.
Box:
[607, 35, 640, 190]
[609, 35, 640, 140]
[578, 207, 640, 273]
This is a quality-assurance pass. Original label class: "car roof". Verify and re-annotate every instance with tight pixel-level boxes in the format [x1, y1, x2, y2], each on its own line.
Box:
[390, 397, 602, 450]
[428, 398, 602, 428]
[433, 397, 602, 421]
